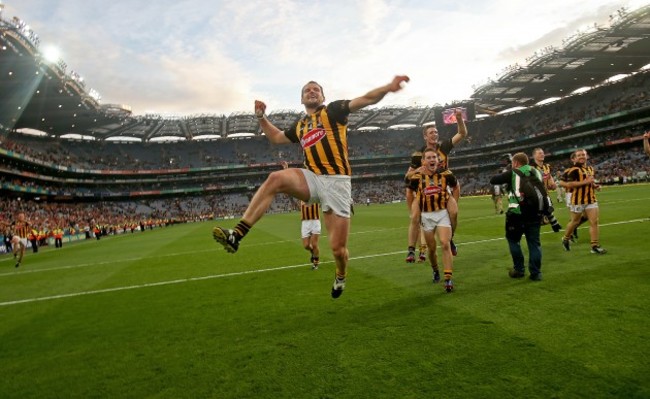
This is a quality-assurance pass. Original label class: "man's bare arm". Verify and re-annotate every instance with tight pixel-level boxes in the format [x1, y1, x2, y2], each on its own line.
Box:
[349, 75, 409, 113]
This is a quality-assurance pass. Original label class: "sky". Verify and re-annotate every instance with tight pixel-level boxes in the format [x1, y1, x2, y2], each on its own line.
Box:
[2, 0, 646, 117]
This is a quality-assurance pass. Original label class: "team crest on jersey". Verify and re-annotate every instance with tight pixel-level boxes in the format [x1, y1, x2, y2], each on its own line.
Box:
[424, 185, 442, 196]
[300, 128, 326, 149]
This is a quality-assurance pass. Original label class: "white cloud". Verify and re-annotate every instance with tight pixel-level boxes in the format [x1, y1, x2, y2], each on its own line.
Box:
[4, 0, 634, 115]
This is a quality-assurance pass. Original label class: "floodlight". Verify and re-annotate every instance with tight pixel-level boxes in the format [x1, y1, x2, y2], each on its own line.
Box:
[42, 45, 61, 63]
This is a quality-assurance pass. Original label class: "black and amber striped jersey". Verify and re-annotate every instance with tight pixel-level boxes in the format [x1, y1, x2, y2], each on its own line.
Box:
[563, 165, 597, 205]
[285, 100, 351, 176]
[531, 162, 553, 190]
[301, 203, 320, 221]
[409, 172, 457, 212]
[405, 139, 454, 188]
[11, 221, 30, 238]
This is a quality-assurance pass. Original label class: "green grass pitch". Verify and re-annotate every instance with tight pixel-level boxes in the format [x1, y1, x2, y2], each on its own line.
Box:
[1, 184, 649, 398]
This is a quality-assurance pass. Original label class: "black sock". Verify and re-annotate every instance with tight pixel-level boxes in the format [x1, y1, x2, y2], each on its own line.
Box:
[233, 220, 252, 239]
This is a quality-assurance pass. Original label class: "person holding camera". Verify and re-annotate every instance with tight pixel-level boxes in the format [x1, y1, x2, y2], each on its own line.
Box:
[490, 152, 544, 281]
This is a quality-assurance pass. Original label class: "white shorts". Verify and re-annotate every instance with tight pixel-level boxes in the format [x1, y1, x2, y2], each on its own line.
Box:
[565, 193, 572, 208]
[11, 236, 28, 248]
[420, 209, 451, 232]
[301, 219, 321, 238]
[300, 170, 352, 218]
[569, 202, 598, 214]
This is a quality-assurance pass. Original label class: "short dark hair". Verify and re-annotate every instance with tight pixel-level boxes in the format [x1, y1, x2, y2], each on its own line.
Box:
[302, 81, 324, 97]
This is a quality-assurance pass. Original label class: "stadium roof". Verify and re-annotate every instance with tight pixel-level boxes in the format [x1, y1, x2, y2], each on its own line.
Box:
[0, 16, 123, 139]
[2, 5, 650, 140]
[470, 4, 650, 114]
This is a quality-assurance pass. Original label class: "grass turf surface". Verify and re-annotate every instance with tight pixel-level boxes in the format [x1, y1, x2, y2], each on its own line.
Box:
[1, 184, 649, 398]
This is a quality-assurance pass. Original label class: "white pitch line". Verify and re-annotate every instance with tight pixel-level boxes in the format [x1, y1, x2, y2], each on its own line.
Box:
[0, 227, 401, 277]
[0, 227, 402, 278]
[0, 263, 312, 307]
[0, 218, 647, 307]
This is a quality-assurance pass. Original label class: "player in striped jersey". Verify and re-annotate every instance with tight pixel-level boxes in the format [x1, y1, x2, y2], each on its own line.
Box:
[559, 152, 588, 243]
[213, 75, 410, 298]
[300, 202, 321, 270]
[407, 148, 457, 292]
[560, 149, 606, 254]
[423, 117, 465, 254]
[404, 110, 467, 259]
[10, 212, 30, 268]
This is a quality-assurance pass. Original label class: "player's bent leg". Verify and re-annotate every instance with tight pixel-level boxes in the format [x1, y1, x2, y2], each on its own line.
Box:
[562, 211, 582, 251]
[213, 168, 310, 253]
[243, 169, 310, 225]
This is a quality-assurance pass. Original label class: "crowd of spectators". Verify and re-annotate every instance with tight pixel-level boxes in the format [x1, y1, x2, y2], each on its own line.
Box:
[4, 121, 648, 199]
[0, 191, 301, 252]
